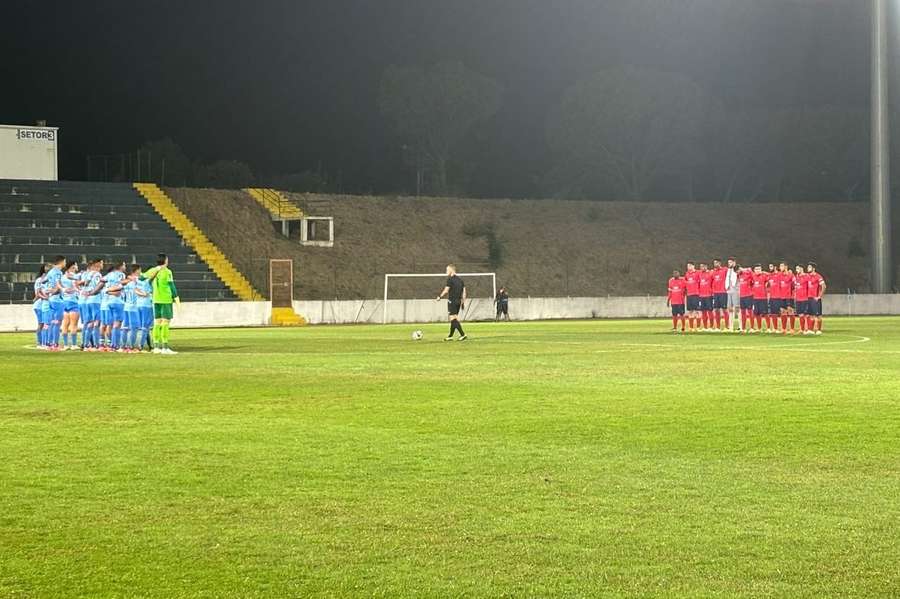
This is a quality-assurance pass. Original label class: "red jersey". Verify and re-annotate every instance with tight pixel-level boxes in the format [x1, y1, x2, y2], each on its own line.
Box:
[668, 277, 686, 305]
[794, 274, 809, 301]
[738, 269, 754, 298]
[807, 272, 825, 298]
[751, 273, 769, 300]
[777, 272, 794, 299]
[711, 267, 728, 294]
[698, 271, 713, 298]
[684, 270, 700, 296]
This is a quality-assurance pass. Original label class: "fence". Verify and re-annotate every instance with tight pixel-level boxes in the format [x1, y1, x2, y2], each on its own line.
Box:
[3, 294, 900, 332]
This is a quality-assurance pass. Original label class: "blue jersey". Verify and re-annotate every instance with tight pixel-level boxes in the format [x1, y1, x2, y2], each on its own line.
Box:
[60, 273, 78, 303]
[103, 271, 126, 306]
[78, 271, 91, 304]
[84, 271, 103, 304]
[42, 267, 63, 303]
[33, 276, 45, 307]
[136, 279, 153, 308]
[123, 281, 139, 311]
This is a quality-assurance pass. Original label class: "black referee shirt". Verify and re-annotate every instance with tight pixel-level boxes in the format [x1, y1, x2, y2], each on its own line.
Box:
[446, 275, 465, 302]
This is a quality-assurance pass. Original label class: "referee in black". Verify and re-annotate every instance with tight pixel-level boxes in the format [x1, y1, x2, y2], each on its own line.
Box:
[436, 264, 468, 341]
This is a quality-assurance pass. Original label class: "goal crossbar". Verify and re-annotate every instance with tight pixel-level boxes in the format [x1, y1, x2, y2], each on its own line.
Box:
[382, 272, 497, 324]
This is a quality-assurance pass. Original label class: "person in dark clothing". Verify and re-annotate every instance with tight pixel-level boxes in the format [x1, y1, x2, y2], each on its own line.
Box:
[495, 286, 509, 321]
[436, 264, 468, 341]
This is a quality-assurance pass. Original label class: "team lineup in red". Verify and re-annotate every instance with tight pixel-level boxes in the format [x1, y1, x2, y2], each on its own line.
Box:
[667, 258, 827, 335]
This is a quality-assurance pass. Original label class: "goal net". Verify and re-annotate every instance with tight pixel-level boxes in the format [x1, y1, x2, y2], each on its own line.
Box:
[382, 272, 497, 324]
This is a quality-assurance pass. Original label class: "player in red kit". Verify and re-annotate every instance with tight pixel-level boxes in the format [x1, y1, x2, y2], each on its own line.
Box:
[751, 265, 769, 332]
[764, 263, 780, 332]
[792, 265, 810, 334]
[737, 265, 755, 333]
[711, 259, 729, 331]
[683, 262, 701, 332]
[667, 270, 687, 332]
[806, 262, 827, 334]
[776, 262, 794, 334]
[697, 262, 714, 331]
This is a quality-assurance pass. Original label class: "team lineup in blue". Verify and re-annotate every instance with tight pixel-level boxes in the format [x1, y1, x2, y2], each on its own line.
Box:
[31, 253, 180, 354]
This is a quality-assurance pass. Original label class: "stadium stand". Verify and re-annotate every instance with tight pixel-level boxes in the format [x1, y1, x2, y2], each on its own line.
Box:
[0, 180, 242, 304]
[134, 183, 262, 300]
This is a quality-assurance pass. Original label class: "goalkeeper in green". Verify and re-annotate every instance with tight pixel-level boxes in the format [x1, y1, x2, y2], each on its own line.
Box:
[143, 253, 180, 354]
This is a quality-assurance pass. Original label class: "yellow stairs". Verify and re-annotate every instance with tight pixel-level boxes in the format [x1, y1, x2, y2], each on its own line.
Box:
[245, 188, 304, 219]
[133, 183, 263, 301]
[271, 307, 307, 326]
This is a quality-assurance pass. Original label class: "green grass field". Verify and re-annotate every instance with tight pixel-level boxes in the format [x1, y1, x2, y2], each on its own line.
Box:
[2, 318, 899, 598]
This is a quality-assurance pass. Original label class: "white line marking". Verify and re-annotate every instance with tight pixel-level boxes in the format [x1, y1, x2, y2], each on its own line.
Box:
[623, 335, 872, 352]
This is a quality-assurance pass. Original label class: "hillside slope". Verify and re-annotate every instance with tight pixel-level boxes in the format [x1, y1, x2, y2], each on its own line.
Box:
[166, 187, 873, 300]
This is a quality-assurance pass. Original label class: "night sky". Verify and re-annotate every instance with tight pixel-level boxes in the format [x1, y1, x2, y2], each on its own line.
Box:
[0, 1, 871, 197]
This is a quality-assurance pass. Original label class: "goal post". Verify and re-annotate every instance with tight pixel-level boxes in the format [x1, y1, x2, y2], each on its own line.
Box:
[382, 272, 497, 324]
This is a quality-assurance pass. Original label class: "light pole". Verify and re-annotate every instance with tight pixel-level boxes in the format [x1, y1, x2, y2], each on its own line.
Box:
[871, 0, 893, 293]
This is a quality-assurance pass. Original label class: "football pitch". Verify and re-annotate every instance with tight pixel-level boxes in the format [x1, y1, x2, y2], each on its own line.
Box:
[2, 318, 899, 597]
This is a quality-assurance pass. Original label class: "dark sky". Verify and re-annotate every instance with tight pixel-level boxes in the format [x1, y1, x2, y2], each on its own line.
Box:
[0, 0, 871, 197]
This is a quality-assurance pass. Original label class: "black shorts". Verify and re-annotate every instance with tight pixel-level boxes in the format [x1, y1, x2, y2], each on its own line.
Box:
[497, 302, 508, 314]
[713, 293, 728, 310]
[783, 299, 795, 312]
[740, 297, 754, 310]
[671, 304, 685, 316]
[768, 299, 783, 313]
[754, 299, 769, 315]
[808, 298, 822, 316]
[448, 300, 462, 316]
[795, 300, 809, 315]
[699, 296, 713, 312]
[686, 295, 700, 311]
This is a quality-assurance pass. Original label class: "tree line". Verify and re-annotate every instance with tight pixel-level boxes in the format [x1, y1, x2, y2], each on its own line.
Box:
[91, 60, 875, 202]
[380, 61, 873, 203]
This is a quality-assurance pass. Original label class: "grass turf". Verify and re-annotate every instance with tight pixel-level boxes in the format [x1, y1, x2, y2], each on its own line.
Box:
[1, 318, 899, 598]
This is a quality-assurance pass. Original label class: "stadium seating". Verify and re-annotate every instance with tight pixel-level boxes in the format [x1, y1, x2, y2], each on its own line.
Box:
[0, 180, 239, 304]
[134, 183, 262, 300]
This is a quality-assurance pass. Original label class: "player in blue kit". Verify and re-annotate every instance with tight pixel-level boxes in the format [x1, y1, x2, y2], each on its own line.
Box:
[81, 258, 105, 352]
[121, 265, 141, 352]
[102, 261, 127, 351]
[40, 256, 66, 351]
[136, 273, 154, 352]
[76, 264, 92, 348]
[33, 264, 49, 349]
[59, 260, 81, 350]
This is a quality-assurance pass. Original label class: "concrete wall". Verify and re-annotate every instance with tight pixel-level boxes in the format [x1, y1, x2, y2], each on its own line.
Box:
[2, 295, 899, 331]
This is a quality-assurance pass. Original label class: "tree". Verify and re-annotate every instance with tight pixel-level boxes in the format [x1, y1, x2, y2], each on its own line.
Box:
[546, 66, 709, 201]
[194, 160, 254, 189]
[701, 107, 791, 203]
[783, 106, 868, 202]
[268, 171, 330, 193]
[138, 138, 191, 187]
[379, 61, 503, 195]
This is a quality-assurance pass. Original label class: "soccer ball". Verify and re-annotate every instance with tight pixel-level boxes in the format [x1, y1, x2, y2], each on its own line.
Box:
[411, 330, 424, 341]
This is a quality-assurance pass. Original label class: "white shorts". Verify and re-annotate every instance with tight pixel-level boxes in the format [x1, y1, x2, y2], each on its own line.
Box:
[727, 293, 740, 309]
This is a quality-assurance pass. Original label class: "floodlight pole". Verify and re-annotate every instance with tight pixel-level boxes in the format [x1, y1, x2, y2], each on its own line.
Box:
[871, 0, 893, 293]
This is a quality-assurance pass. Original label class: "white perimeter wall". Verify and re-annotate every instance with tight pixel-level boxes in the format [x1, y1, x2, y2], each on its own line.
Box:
[2, 295, 900, 331]
[0, 124, 59, 181]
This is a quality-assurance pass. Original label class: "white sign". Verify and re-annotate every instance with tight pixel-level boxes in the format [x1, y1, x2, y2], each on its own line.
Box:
[0, 124, 59, 181]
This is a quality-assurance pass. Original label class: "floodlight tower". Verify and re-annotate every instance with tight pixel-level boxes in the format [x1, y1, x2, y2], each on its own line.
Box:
[871, 0, 893, 292]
